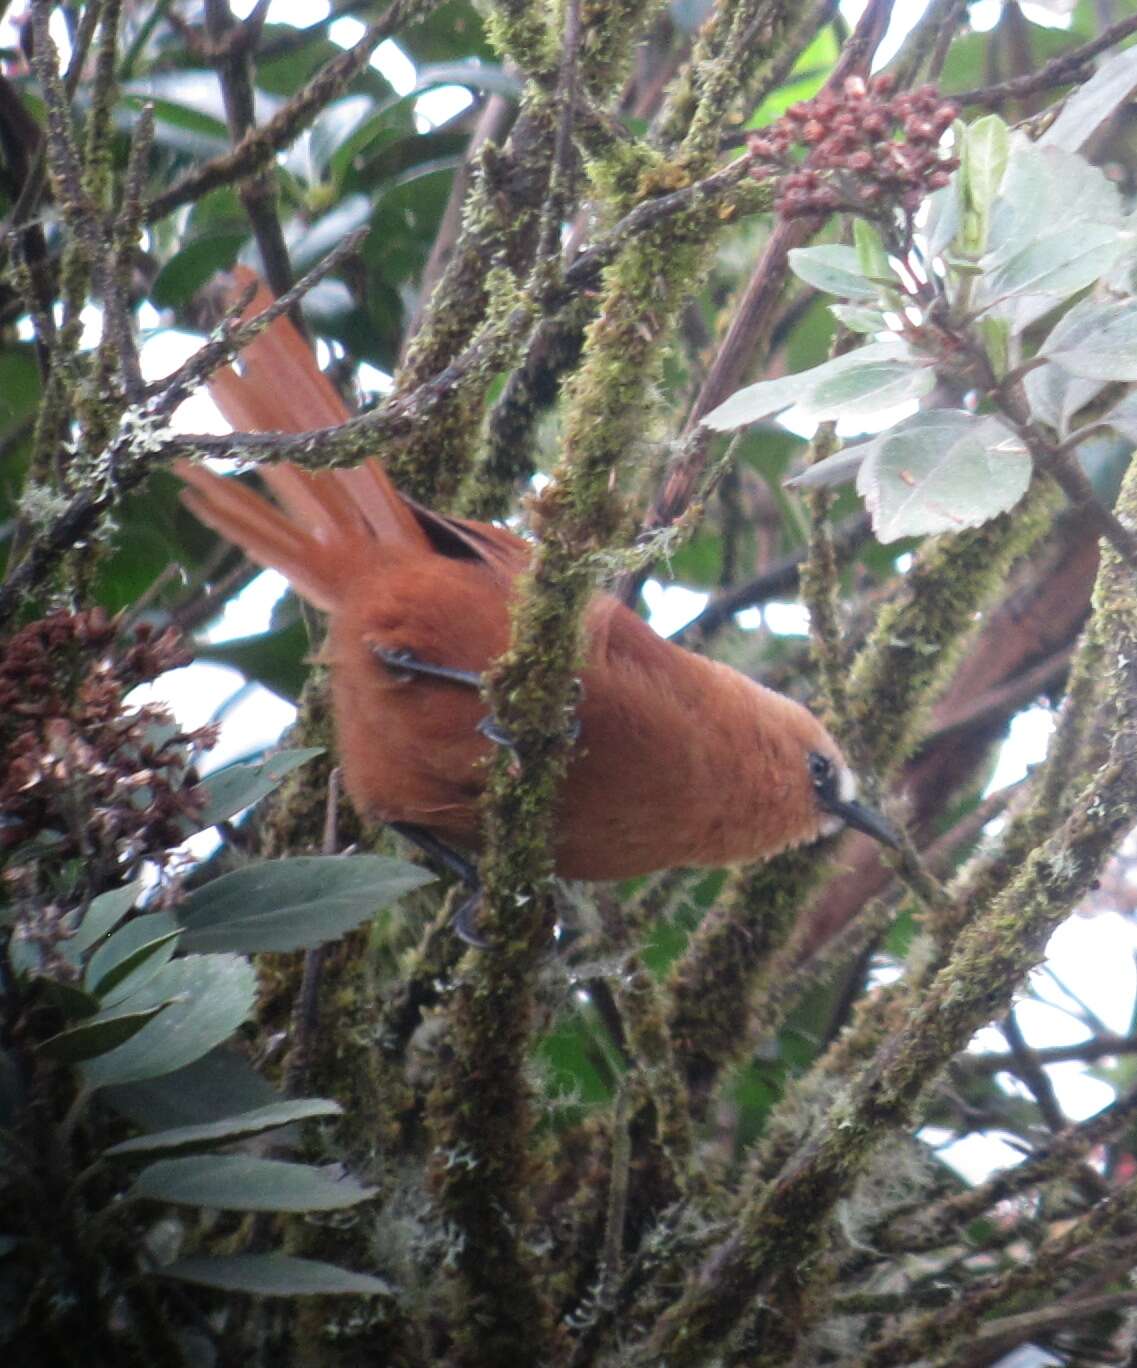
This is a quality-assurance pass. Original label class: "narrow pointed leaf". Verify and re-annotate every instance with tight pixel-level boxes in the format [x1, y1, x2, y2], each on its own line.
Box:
[39, 1003, 169, 1063]
[129, 1155, 377, 1211]
[177, 854, 434, 954]
[161, 1253, 393, 1297]
[829, 304, 887, 334]
[802, 354, 934, 422]
[62, 880, 145, 965]
[84, 912, 180, 1001]
[853, 220, 893, 286]
[103, 1045, 283, 1132]
[82, 955, 256, 1090]
[105, 1099, 344, 1158]
[785, 447, 868, 490]
[702, 342, 920, 431]
[984, 222, 1124, 304]
[961, 115, 1010, 248]
[39, 977, 100, 1021]
[194, 747, 324, 830]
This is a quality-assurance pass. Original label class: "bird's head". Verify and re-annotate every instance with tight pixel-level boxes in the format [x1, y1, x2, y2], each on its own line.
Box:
[803, 746, 899, 850]
[726, 676, 901, 860]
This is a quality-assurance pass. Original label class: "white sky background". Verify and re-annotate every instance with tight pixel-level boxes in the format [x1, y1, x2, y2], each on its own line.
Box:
[7, 0, 1136, 1199]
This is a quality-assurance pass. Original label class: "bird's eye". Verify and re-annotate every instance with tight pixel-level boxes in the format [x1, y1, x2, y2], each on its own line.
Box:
[808, 751, 833, 789]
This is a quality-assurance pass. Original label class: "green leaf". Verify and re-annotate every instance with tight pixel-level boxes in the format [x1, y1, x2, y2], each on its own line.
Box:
[828, 304, 887, 334]
[925, 176, 962, 259]
[960, 114, 1010, 254]
[39, 978, 101, 1021]
[984, 145, 1121, 298]
[788, 245, 879, 300]
[160, 1253, 393, 1297]
[805, 355, 934, 422]
[103, 1045, 283, 1132]
[7, 934, 42, 977]
[413, 60, 520, 101]
[39, 1003, 169, 1064]
[61, 879, 145, 965]
[785, 447, 868, 491]
[150, 232, 248, 311]
[1041, 298, 1137, 382]
[702, 342, 928, 431]
[0, 346, 42, 433]
[177, 855, 435, 955]
[852, 220, 893, 286]
[1040, 44, 1137, 152]
[194, 748, 324, 830]
[129, 1155, 377, 1211]
[96, 929, 183, 1006]
[84, 912, 180, 1002]
[104, 1099, 343, 1158]
[291, 194, 373, 275]
[121, 73, 233, 157]
[977, 315, 1010, 381]
[1103, 393, 1137, 446]
[82, 955, 256, 1090]
[309, 94, 377, 176]
[983, 220, 1125, 307]
[856, 413, 1030, 542]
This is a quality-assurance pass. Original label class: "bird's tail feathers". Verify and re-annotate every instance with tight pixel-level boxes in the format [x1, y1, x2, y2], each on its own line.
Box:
[176, 267, 428, 611]
[207, 265, 351, 433]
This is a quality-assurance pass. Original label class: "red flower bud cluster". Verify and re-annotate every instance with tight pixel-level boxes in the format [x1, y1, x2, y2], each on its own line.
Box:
[1, 609, 215, 902]
[747, 76, 959, 224]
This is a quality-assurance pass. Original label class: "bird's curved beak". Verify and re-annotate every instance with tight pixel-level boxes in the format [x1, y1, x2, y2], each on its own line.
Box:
[825, 797, 901, 850]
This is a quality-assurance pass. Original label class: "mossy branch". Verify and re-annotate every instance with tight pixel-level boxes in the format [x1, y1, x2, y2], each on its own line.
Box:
[635, 454, 1137, 1365]
[846, 476, 1061, 776]
[667, 846, 828, 1112]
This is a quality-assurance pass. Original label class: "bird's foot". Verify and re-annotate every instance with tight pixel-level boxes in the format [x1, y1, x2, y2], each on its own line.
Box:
[387, 822, 493, 949]
[476, 698, 583, 753]
[476, 714, 518, 752]
[452, 890, 490, 949]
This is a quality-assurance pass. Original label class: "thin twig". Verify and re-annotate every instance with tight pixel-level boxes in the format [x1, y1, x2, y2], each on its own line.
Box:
[966, 1033, 1137, 1075]
[205, 0, 295, 307]
[533, 0, 582, 282]
[670, 513, 872, 645]
[144, 0, 435, 223]
[1001, 1008, 1066, 1133]
[925, 644, 1072, 743]
[877, 1079, 1137, 1254]
[101, 102, 153, 403]
[955, 10, 1137, 108]
[598, 1082, 632, 1306]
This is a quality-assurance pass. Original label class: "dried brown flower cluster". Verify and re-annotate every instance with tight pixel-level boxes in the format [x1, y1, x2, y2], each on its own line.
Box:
[747, 76, 959, 224]
[1, 609, 214, 894]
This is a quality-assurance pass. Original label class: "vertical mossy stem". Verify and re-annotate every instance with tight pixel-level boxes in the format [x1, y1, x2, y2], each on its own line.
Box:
[845, 476, 1061, 776]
